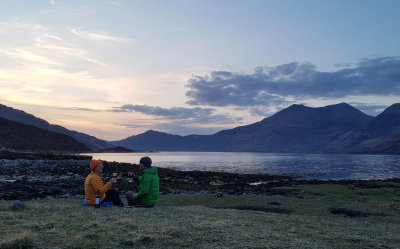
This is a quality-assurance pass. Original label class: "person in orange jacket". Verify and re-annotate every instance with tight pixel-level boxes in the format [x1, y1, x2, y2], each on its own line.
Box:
[84, 160, 124, 207]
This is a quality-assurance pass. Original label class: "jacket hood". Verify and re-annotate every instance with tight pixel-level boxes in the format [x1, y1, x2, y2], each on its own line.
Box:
[144, 166, 157, 175]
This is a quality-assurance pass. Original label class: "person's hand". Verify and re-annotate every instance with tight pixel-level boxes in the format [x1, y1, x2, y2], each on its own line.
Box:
[133, 193, 138, 198]
[109, 177, 117, 184]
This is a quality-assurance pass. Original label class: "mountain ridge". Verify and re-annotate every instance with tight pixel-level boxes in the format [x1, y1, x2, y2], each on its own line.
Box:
[1, 102, 399, 154]
[0, 116, 89, 152]
[0, 104, 116, 151]
[112, 103, 400, 154]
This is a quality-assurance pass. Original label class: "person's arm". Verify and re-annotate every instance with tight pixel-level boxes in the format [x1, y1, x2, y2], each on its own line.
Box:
[128, 172, 140, 184]
[91, 175, 112, 194]
[134, 175, 140, 184]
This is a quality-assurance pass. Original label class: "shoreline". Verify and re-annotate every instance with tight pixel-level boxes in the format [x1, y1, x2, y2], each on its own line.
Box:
[0, 157, 399, 200]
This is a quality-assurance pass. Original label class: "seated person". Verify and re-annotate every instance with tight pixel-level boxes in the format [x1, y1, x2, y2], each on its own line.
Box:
[84, 160, 124, 207]
[126, 156, 159, 207]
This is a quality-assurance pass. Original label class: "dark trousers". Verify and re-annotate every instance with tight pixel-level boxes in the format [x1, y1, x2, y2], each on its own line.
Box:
[125, 191, 154, 207]
[102, 188, 124, 207]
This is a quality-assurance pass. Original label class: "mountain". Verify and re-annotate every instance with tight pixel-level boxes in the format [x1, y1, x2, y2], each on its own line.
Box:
[0, 104, 115, 151]
[112, 103, 400, 154]
[350, 103, 400, 154]
[200, 103, 372, 152]
[367, 103, 400, 136]
[0, 116, 89, 152]
[113, 130, 187, 151]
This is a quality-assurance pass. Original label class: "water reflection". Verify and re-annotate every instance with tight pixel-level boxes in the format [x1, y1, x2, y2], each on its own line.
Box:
[81, 152, 400, 180]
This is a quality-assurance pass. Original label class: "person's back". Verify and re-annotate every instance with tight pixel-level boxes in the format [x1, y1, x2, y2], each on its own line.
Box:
[84, 160, 124, 207]
[138, 165, 159, 205]
[85, 171, 108, 205]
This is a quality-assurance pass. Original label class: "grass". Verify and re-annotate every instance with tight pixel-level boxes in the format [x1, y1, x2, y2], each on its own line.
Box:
[1, 182, 400, 249]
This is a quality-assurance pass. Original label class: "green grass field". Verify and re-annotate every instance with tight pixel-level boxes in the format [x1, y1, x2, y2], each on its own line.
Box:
[1, 182, 400, 249]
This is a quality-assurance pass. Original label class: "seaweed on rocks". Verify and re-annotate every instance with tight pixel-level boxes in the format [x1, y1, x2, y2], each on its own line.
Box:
[0, 149, 92, 160]
[0, 158, 399, 200]
[0, 159, 296, 200]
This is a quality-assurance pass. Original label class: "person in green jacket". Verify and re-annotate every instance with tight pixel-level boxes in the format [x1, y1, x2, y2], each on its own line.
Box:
[126, 156, 159, 207]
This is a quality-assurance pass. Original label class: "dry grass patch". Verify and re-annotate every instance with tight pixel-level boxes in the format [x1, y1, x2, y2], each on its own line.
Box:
[0, 183, 399, 248]
[0, 230, 35, 249]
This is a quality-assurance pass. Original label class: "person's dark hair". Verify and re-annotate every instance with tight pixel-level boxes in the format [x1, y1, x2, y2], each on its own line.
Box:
[139, 156, 152, 168]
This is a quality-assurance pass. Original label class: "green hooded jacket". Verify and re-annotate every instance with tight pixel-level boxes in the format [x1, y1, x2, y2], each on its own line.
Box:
[137, 166, 159, 205]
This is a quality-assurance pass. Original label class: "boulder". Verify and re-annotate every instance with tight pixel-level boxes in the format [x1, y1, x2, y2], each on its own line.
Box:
[10, 202, 27, 210]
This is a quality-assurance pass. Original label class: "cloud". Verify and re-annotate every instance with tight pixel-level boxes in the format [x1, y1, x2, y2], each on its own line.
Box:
[249, 106, 287, 117]
[349, 103, 388, 116]
[59, 107, 100, 112]
[0, 19, 42, 32]
[111, 104, 242, 124]
[185, 57, 400, 107]
[0, 21, 108, 69]
[69, 27, 131, 43]
[117, 121, 230, 136]
[0, 48, 60, 65]
[43, 33, 63, 41]
[34, 35, 107, 67]
[113, 105, 213, 118]
[0, 64, 135, 107]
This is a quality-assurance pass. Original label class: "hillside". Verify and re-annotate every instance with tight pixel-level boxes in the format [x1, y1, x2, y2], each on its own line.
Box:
[0, 104, 116, 151]
[0, 117, 89, 152]
[207, 103, 373, 152]
[351, 103, 400, 154]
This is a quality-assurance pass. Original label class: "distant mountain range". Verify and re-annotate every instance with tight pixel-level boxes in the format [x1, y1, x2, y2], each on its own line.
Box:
[0, 104, 125, 152]
[1, 102, 399, 154]
[112, 103, 400, 154]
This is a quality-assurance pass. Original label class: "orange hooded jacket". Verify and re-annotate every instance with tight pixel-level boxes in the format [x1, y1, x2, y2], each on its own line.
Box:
[84, 172, 112, 205]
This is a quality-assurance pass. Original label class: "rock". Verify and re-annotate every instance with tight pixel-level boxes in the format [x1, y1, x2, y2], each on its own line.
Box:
[2, 157, 398, 201]
[294, 194, 304, 199]
[267, 201, 281, 205]
[215, 192, 224, 197]
[10, 202, 27, 210]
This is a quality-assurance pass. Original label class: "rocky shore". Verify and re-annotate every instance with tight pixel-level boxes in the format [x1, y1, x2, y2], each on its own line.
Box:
[1, 158, 399, 200]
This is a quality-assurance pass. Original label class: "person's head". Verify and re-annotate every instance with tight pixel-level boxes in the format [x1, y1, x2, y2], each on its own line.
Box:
[90, 160, 103, 173]
[139, 156, 152, 170]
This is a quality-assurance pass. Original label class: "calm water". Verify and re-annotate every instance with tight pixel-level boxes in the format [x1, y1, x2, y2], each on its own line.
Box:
[81, 152, 400, 180]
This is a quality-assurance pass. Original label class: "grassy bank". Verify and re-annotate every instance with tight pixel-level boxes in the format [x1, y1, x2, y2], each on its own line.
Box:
[1, 182, 400, 249]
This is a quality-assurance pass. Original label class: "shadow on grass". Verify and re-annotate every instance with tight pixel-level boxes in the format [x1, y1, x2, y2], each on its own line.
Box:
[212, 205, 291, 214]
[330, 207, 387, 218]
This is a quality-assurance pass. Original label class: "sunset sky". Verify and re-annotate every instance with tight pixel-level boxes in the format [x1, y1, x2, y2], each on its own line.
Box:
[0, 0, 399, 140]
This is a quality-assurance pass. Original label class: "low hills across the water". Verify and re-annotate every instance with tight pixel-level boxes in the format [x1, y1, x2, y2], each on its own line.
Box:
[112, 103, 400, 154]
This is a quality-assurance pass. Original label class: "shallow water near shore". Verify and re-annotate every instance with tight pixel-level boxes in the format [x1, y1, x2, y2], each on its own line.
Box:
[81, 152, 400, 180]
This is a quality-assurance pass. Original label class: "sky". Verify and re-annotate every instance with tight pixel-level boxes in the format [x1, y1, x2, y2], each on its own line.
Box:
[0, 0, 399, 140]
